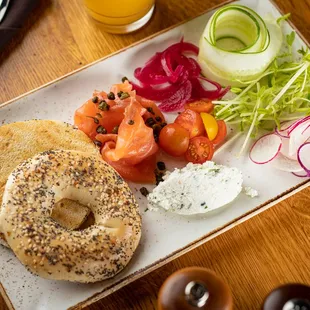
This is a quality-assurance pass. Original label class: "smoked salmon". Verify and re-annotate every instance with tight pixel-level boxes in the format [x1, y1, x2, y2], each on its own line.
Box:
[74, 81, 165, 184]
[102, 99, 159, 166]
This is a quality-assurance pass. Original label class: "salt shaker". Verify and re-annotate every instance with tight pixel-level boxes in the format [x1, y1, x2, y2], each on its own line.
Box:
[262, 283, 310, 310]
[157, 267, 233, 310]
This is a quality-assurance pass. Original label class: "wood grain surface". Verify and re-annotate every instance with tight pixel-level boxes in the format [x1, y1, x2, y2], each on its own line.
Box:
[0, 0, 309, 309]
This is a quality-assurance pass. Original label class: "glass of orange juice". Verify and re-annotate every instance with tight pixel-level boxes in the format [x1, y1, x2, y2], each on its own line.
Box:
[83, 0, 155, 34]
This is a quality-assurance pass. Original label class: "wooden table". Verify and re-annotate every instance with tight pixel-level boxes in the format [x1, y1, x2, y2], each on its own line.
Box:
[0, 0, 309, 309]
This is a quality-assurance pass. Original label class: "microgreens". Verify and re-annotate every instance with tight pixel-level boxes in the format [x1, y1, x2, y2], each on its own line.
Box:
[213, 31, 310, 155]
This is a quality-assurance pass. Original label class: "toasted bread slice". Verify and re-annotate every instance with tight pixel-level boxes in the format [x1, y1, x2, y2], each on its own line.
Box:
[0, 120, 99, 247]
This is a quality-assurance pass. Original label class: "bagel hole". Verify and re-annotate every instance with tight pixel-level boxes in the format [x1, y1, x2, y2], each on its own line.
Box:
[78, 212, 95, 230]
[52, 198, 94, 230]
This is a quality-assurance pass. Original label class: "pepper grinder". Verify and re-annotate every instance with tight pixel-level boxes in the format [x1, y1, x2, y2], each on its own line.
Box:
[157, 267, 233, 310]
[262, 283, 310, 310]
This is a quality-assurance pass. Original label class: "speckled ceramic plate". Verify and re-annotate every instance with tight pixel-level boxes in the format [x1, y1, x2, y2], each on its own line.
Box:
[0, 0, 309, 309]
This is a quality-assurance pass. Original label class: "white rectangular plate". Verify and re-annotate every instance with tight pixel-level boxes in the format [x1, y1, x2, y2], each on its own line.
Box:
[0, 0, 309, 309]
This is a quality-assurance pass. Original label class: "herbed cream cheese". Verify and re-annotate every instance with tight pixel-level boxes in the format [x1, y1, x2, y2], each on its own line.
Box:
[147, 161, 243, 215]
[244, 186, 259, 198]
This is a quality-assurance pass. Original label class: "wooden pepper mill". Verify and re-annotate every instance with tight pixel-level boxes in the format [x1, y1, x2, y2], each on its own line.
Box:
[262, 284, 310, 310]
[157, 267, 233, 310]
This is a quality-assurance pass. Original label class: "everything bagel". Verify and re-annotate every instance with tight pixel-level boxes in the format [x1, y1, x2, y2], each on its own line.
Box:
[0, 120, 102, 248]
[0, 150, 141, 283]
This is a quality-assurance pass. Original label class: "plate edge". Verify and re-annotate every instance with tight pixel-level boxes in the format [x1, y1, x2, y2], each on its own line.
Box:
[0, 283, 15, 310]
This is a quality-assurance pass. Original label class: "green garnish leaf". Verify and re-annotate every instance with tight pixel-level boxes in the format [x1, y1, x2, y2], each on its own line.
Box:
[286, 31, 295, 46]
[230, 87, 243, 94]
[277, 13, 291, 25]
[209, 168, 220, 173]
[257, 108, 270, 114]
[298, 46, 309, 56]
[239, 121, 244, 132]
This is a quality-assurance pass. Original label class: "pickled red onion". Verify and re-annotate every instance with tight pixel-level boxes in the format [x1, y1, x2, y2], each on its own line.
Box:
[131, 39, 229, 112]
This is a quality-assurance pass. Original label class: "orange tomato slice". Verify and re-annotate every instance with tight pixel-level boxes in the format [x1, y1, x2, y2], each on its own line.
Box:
[184, 100, 214, 114]
[212, 120, 227, 145]
[159, 123, 190, 156]
[174, 109, 205, 138]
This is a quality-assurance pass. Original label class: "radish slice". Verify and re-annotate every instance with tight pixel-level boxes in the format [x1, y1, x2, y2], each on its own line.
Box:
[289, 119, 310, 158]
[297, 142, 310, 173]
[275, 120, 297, 138]
[302, 123, 310, 135]
[288, 115, 310, 135]
[249, 133, 282, 164]
[270, 152, 305, 172]
[251, 116, 310, 176]
[275, 130, 290, 139]
[279, 137, 292, 158]
[293, 171, 308, 177]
